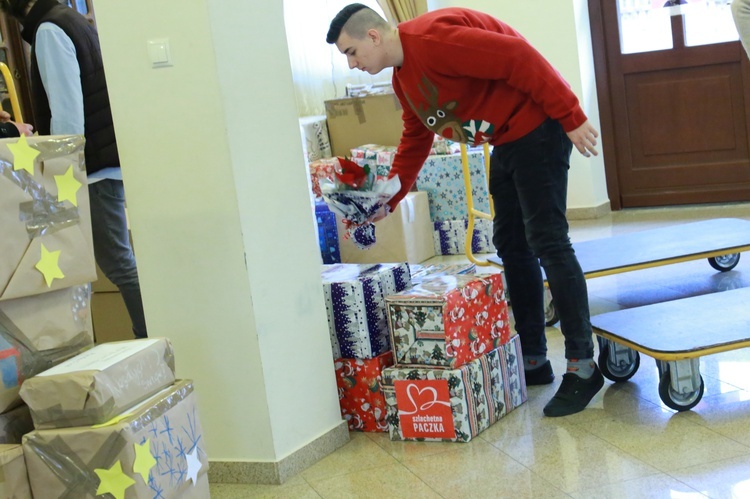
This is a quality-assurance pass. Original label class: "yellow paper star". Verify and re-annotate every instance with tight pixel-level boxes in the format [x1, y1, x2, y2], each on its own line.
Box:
[132, 440, 157, 483]
[34, 243, 65, 287]
[7, 134, 40, 174]
[94, 461, 135, 499]
[54, 165, 82, 206]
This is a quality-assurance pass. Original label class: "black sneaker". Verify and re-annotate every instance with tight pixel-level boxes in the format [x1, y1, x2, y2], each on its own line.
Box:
[543, 364, 604, 417]
[524, 360, 555, 385]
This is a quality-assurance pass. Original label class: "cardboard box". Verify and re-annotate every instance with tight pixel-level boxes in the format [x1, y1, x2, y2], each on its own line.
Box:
[381, 338, 526, 443]
[23, 380, 209, 499]
[0, 285, 94, 413]
[92, 292, 134, 344]
[335, 351, 393, 432]
[0, 135, 96, 301]
[337, 192, 435, 264]
[386, 273, 510, 368]
[20, 338, 176, 429]
[322, 263, 411, 359]
[324, 94, 404, 157]
[0, 444, 32, 498]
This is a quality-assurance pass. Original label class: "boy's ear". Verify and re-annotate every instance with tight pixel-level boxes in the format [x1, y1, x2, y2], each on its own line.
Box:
[367, 28, 382, 45]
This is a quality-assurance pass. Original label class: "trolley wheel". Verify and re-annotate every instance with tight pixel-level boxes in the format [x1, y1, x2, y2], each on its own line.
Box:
[658, 371, 704, 411]
[708, 253, 740, 272]
[544, 297, 559, 327]
[598, 346, 640, 382]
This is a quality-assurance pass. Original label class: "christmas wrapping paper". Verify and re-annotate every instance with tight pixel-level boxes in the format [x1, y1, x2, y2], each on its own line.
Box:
[433, 218, 494, 255]
[409, 263, 476, 283]
[350, 144, 397, 177]
[322, 263, 411, 359]
[0, 284, 94, 414]
[415, 150, 490, 222]
[315, 202, 341, 265]
[381, 338, 524, 443]
[335, 351, 394, 432]
[0, 444, 32, 498]
[499, 333, 527, 411]
[0, 404, 34, 445]
[0, 135, 96, 301]
[308, 158, 338, 199]
[23, 380, 209, 499]
[20, 338, 176, 430]
[299, 115, 332, 164]
[386, 273, 510, 368]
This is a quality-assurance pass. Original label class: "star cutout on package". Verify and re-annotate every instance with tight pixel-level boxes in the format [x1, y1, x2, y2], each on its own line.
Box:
[7, 134, 41, 175]
[34, 243, 65, 287]
[185, 448, 202, 485]
[54, 165, 82, 206]
[133, 440, 157, 483]
[94, 461, 135, 499]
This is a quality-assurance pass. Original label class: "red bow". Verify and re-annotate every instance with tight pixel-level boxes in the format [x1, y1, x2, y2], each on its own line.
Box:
[335, 157, 369, 189]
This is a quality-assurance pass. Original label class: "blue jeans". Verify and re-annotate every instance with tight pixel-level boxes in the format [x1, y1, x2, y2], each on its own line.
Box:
[88, 180, 147, 339]
[489, 119, 593, 360]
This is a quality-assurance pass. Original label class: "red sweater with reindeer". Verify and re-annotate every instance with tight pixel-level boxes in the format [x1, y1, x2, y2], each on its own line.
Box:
[387, 7, 588, 210]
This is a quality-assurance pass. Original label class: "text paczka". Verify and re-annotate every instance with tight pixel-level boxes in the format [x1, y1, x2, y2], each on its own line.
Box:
[394, 379, 455, 439]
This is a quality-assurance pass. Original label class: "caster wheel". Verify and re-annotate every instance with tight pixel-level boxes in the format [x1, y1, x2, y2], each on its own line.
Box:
[708, 254, 740, 272]
[598, 346, 640, 382]
[658, 371, 704, 411]
[544, 298, 558, 327]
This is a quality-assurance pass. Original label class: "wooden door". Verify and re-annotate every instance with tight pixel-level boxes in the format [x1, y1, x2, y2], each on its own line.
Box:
[590, 0, 750, 209]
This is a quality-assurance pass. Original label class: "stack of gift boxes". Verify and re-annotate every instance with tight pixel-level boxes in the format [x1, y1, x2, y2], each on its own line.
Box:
[5, 338, 210, 497]
[0, 135, 97, 464]
[323, 262, 526, 442]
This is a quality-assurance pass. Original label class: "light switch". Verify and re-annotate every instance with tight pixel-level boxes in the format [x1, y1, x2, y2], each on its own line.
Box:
[147, 38, 172, 68]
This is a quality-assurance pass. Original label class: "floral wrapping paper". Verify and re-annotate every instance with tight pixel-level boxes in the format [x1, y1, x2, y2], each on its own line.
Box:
[322, 263, 411, 359]
[315, 202, 341, 265]
[415, 151, 490, 222]
[335, 352, 394, 432]
[381, 337, 524, 443]
[386, 273, 510, 369]
[433, 218, 494, 256]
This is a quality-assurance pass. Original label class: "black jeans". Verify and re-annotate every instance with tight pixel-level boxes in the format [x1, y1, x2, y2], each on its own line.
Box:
[489, 119, 593, 360]
[88, 180, 147, 339]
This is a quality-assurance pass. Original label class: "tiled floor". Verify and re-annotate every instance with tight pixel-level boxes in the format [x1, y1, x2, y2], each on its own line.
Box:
[211, 203, 750, 498]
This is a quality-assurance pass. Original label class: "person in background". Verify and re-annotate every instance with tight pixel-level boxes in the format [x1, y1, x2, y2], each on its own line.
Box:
[0, 0, 148, 339]
[0, 110, 33, 136]
[733, 0, 750, 57]
[327, 4, 603, 417]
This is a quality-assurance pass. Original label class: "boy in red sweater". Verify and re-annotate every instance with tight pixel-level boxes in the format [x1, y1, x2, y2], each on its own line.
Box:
[327, 4, 602, 417]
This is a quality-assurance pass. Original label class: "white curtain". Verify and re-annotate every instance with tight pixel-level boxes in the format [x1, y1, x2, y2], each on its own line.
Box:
[284, 0, 394, 117]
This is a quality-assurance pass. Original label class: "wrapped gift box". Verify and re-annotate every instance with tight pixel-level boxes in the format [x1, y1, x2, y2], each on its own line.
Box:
[415, 150, 490, 222]
[315, 201, 341, 265]
[23, 380, 209, 499]
[0, 135, 96, 301]
[322, 263, 411, 359]
[433, 218, 494, 255]
[0, 404, 33, 445]
[409, 263, 476, 283]
[0, 444, 32, 498]
[308, 158, 337, 199]
[20, 338, 176, 429]
[300, 115, 332, 164]
[350, 144, 397, 177]
[335, 351, 393, 432]
[337, 191, 435, 264]
[0, 285, 94, 413]
[381, 336, 525, 443]
[386, 273, 510, 368]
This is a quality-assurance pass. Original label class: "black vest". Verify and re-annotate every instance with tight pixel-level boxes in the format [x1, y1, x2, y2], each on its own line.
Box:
[22, 0, 119, 173]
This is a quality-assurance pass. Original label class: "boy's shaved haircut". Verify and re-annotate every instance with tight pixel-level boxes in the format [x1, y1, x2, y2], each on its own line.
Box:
[327, 3, 389, 44]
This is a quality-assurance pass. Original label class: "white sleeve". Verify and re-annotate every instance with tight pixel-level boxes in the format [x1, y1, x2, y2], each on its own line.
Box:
[35, 22, 85, 135]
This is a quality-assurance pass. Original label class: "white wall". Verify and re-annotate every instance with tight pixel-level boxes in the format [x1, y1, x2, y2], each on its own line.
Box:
[93, 0, 341, 461]
[426, 0, 609, 210]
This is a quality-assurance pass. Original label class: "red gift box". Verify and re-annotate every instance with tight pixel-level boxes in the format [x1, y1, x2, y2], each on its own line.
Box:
[308, 158, 337, 198]
[335, 351, 394, 432]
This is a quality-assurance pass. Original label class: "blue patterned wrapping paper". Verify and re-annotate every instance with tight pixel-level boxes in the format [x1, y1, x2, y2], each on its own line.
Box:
[415, 151, 490, 222]
[433, 219, 493, 255]
[315, 203, 341, 264]
[321, 263, 411, 359]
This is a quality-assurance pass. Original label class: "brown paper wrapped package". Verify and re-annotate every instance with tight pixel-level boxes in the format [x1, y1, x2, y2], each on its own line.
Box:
[0, 444, 32, 498]
[0, 135, 96, 301]
[23, 380, 209, 499]
[20, 338, 176, 429]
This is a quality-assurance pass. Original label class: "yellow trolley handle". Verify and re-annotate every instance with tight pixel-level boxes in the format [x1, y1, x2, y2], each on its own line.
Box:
[0, 62, 24, 124]
[461, 142, 497, 267]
